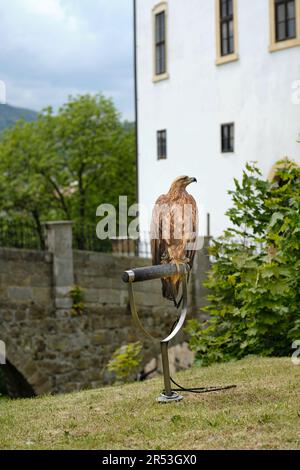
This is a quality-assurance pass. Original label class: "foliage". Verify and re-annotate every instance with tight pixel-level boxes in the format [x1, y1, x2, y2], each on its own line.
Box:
[186, 160, 300, 366]
[107, 342, 143, 383]
[0, 94, 136, 238]
[69, 285, 85, 316]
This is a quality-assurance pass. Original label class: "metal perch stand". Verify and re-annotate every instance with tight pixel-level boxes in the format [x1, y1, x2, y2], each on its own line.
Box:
[122, 263, 190, 403]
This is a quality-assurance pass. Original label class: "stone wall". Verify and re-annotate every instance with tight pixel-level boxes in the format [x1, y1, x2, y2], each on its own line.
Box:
[0, 223, 210, 397]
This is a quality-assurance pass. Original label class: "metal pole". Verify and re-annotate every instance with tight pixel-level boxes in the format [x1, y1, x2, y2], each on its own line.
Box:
[207, 212, 211, 238]
[123, 264, 188, 403]
[161, 341, 172, 397]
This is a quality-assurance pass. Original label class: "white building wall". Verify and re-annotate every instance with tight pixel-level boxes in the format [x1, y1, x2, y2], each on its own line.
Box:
[136, 0, 300, 236]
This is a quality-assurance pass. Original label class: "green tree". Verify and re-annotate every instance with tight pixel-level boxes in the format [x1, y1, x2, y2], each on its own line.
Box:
[0, 119, 59, 246]
[186, 160, 300, 366]
[0, 94, 136, 242]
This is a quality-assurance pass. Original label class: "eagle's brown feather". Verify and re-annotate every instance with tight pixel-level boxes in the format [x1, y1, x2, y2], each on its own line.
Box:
[150, 176, 198, 307]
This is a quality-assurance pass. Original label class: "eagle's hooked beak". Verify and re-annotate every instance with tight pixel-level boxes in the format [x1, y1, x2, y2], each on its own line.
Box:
[187, 177, 197, 185]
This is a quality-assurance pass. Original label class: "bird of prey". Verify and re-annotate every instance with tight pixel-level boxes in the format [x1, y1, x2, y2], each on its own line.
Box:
[150, 176, 198, 307]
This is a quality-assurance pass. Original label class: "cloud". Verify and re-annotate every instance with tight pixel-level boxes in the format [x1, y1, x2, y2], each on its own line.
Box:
[0, 0, 134, 119]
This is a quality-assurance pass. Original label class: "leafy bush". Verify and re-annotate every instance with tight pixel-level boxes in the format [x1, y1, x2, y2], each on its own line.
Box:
[107, 342, 143, 383]
[69, 285, 85, 316]
[186, 160, 300, 366]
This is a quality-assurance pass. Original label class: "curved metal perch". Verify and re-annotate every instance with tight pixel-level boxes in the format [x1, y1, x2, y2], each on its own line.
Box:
[123, 263, 190, 402]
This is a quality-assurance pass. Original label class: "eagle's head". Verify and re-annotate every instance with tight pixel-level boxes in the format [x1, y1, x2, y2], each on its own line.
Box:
[171, 175, 197, 190]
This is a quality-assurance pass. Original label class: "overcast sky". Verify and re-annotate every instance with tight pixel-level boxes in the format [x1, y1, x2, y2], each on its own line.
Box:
[0, 0, 134, 120]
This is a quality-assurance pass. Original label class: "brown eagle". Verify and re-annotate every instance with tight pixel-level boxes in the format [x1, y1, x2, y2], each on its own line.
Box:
[150, 176, 198, 307]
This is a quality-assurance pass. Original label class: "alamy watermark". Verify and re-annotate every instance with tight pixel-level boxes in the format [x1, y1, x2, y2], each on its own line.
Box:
[0, 80, 6, 104]
[0, 340, 6, 365]
[291, 80, 300, 104]
[291, 340, 300, 365]
[96, 197, 204, 251]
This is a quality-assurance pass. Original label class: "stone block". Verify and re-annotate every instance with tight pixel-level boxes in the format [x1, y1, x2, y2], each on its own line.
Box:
[28, 307, 46, 320]
[23, 360, 38, 377]
[84, 288, 100, 303]
[40, 360, 72, 374]
[47, 336, 71, 352]
[14, 309, 27, 321]
[76, 357, 93, 370]
[53, 259, 74, 286]
[32, 288, 52, 305]
[8, 287, 33, 302]
[0, 309, 14, 321]
[34, 379, 52, 395]
[55, 298, 73, 310]
[90, 332, 106, 345]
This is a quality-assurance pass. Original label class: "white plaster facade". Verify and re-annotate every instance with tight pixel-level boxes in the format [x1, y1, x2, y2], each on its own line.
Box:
[135, 0, 300, 236]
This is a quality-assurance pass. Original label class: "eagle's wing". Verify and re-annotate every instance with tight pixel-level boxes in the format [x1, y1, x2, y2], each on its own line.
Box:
[151, 195, 182, 305]
[150, 194, 168, 266]
[185, 194, 198, 272]
[170, 194, 198, 308]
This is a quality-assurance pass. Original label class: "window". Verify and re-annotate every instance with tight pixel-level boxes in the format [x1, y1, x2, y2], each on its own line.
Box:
[157, 130, 167, 160]
[220, 0, 234, 56]
[153, 3, 168, 82]
[215, 0, 239, 65]
[221, 123, 234, 153]
[155, 12, 166, 75]
[275, 0, 296, 41]
[270, 0, 300, 52]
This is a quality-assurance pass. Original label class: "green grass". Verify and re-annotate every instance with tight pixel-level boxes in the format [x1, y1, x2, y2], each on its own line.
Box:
[0, 357, 300, 450]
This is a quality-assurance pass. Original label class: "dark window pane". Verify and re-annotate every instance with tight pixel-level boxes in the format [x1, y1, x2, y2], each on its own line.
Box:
[156, 12, 165, 43]
[156, 47, 160, 74]
[157, 46, 161, 72]
[277, 4, 286, 22]
[157, 132, 160, 159]
[157, 130, 167, 160]
[229, 125, 234, 150]
[222, 40, 228, 56]
[156, 44, 166, 75]
[287, 18, 296, 37]
[222, 22, 228, 39]
[155, 11, 166, 75]
[156, 14, 160, 40]
[220, 0, 235, 56]
[221, 124, 234, 153]
[161, 45, 166, 71]
[221, 0, 227, 18]
[287, 1, 295, 18]
[275, 0, 296, 42]
[277, 21, 286, 40]
[161, 14, 165, 39]
[229, 36, 234, 53]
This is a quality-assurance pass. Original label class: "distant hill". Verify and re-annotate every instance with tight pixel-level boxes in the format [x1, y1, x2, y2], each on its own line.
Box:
[0, 104, 38, 132]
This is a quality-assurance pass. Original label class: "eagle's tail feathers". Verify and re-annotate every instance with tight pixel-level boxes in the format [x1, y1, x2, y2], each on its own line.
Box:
[161, 278, 181, 307]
